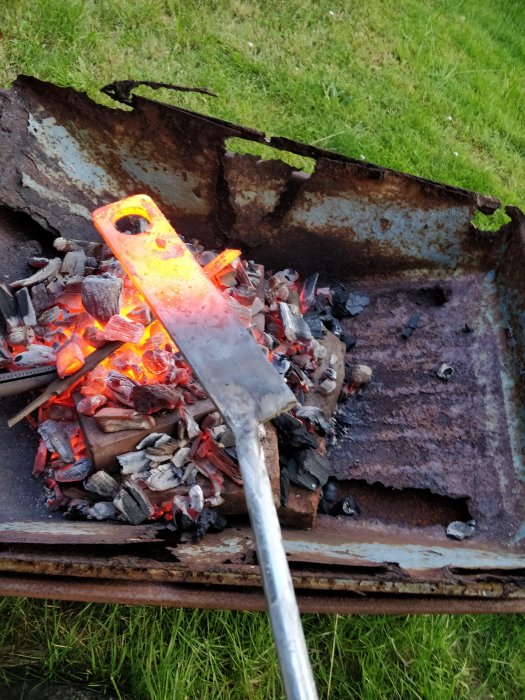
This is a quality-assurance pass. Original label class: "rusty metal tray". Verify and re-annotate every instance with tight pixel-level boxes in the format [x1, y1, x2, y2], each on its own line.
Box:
[0, 76, 524, 613]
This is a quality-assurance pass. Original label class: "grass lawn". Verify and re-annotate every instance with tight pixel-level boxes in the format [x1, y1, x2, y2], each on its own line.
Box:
[0, 0, 525, 697]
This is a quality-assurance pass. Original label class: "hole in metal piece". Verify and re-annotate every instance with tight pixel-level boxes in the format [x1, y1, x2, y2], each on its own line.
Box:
[115, 214, 151, 235]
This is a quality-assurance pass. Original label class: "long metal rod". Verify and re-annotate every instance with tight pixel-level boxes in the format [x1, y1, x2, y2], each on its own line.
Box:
[234, 420, 319, 700]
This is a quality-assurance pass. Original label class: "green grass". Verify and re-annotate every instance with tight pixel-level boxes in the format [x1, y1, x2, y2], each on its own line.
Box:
[1, 0, 525, 697]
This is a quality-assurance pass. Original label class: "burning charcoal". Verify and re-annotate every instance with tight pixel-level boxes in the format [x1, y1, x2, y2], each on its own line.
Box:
[77, 394, 108, 416]
[55, 458, 92, 483]
[345, 292, 370, 317]
[38, 419, 77, 463]
[28, 256, 50, 268]
[56, 341, 85, 378]
[147, 465, 183, 491]
[103, 314, 145, 344]
[330, 495, 360, 517]
[60, 249, 86, 276]
[48, 404, 76, 422]
[44, 478, 64, 511]
[105, 370, 137, 406]
[13, 344, 56, 368]
[31, 283, 55, 316]
[15, 288, 36, 326]
[141, 348, 173, 375]
[114, 482, 154, 525]
[0, 283, 21, 331]
[117, 449, 150, 475]
[80, 365, 108, 396]
[132, 383, 182, 414]
[202, 248, 241, 281]
[299, 272, 319, 313]
[446, 519, 476, 540]
[127, 304, 152, 326]
[437, 363, 454, 381]
[84, 471, 119, 497]
[9, 257, 61, 288]
[32, 438, 48, 477]
[345, 363, 373, 388]
[278, 302, 313, 342]
[37, 305, 61, 325]
[83, 325, 108, 349]
[94, 407, 155, 433]
[401, 314, 420, 340]
[81, 273, 123, 323]
[88, 502, 120, 521]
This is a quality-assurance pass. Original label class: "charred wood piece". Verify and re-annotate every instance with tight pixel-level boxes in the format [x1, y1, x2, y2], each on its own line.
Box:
[15, 288, 36, 326]
[84, 471, 119, 497]
[114, 481, 154, 525]
[31, 283, 55, 316]
[55, 458, 92, 483]
[105, 370, 137, 406]
[278, 302, 312, 342]
[94, 407, 155, 433]
[77, 394, 107, 416]
[0, 284, 22, 331]
[9, 257, 61, 288]
[38, 419, 77, 464]
[132, 383, 183, 414]
[60, 249, 86, 276]
[117, 449, 150, 475]
[81, 273, 122, 323]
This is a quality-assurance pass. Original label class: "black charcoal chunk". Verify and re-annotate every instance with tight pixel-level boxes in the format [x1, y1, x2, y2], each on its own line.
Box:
[345, 292, 370, 317]
[401, 314, 420, 340]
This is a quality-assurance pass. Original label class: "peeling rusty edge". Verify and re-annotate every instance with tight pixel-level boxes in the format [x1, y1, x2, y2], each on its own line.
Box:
[2, 574, 525, 614]
[13, 75, 502, 213]
[0, 555, 524, 600]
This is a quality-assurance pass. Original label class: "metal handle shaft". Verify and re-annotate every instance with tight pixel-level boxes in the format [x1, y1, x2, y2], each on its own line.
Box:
[234, 421, 319, 700]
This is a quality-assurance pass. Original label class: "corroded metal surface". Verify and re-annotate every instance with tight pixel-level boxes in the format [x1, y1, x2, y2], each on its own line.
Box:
[0, 77, 524, 611]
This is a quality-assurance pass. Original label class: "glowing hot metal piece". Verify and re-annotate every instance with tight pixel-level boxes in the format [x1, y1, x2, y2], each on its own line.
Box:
[93, 195, 318, 700]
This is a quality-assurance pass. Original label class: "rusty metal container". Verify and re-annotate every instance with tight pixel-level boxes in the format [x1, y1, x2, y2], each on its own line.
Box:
[0, 76, 524, 613]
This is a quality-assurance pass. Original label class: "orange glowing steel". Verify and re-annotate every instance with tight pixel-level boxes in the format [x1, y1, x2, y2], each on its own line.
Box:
[93, 195, 232, 338]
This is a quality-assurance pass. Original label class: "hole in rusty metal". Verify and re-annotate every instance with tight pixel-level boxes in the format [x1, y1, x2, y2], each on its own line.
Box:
[225, 137, 316, 173]
[471, 208, 509, 233]
[115, 214, 151, 235]
[334, 480, 471, 528]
